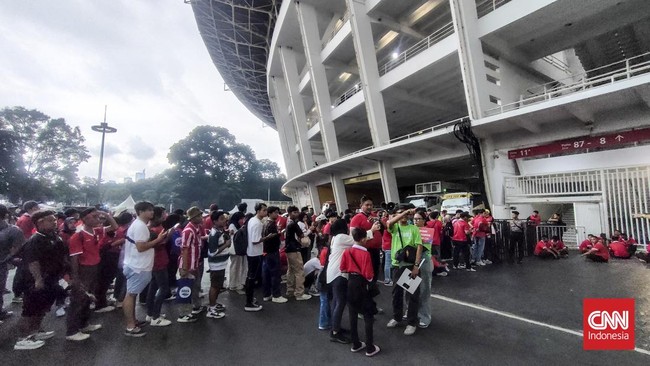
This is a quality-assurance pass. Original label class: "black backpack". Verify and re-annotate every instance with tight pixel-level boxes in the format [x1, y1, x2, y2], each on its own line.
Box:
[232, 225, 248, 256]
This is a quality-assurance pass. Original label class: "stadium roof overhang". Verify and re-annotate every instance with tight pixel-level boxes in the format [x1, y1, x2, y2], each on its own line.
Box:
[190, 0, 281, 129]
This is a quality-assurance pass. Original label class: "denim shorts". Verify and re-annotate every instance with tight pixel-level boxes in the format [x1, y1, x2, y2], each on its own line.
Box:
[123, 266, 152, 295]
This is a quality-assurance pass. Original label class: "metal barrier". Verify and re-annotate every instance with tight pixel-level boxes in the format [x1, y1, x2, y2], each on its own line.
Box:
[476, 0, 513, 18]
[486, 222, 584, 261]
[536, 225, 586, 248]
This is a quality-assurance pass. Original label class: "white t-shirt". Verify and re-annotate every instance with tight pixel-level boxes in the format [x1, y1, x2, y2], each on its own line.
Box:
[247, 216, 263, 257]
[123, 218, 154, 272]
[326, 234, 355, 284]
[303, 257, 322, 276]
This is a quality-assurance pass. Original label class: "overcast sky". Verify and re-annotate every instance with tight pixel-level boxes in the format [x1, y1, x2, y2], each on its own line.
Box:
[0, 0, 285, 183]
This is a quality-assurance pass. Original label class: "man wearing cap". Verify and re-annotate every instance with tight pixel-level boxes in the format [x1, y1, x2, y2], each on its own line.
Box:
[1, 204, 26, 321]
[13, 210, 67, 350]
[509, 211, 526, 264]
[177, 206, 206, 322]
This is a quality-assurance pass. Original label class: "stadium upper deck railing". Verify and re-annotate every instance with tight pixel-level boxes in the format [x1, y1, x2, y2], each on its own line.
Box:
[476, 0, 513, 18]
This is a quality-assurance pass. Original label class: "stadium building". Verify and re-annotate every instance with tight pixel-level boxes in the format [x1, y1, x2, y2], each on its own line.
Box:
[192, 0, 650, 244]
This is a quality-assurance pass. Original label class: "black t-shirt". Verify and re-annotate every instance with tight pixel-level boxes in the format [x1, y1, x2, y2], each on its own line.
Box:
[262, 220, 281, 254]
[20, 231, 68, 287]
[285, 221, 302, 253]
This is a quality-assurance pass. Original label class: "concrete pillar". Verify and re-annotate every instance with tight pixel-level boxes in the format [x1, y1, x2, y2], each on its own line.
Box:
[346, 0, 391, 147]
[378, 160, 400, 203]
[279, 46, 314, 171]
[330, 173, 348, 214]
[450, 0, 490, 120]
[480, 136, 518, 219]
[271, 77, 302, 178]
[307, 183, 322, 213]
[296, 2, 340, 162]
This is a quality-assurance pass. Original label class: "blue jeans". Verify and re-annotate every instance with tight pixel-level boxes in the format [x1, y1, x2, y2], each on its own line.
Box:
[383, 250, 392, 282]
[330, 276, 347, 333]
[262, 252, 281, 298]
[472, 236, 486, 263]
[319, 289, 331, 329]
[418, 253, 433, 326]
[146, 269, 169, 319]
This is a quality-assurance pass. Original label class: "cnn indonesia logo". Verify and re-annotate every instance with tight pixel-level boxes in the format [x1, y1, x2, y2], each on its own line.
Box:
[583, 298, 635, 350]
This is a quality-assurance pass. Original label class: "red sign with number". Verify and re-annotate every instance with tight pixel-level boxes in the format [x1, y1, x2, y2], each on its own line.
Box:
[508, 127, 650, 159]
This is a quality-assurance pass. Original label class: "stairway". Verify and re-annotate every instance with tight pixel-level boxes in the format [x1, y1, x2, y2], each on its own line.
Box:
[560, 204, 579, 248]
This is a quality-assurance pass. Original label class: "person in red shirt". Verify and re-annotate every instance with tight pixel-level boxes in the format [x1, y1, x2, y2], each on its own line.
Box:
[425, 211, 443, 253]
[340, 227, 380, 357]
[609, 240, 630, 259]
[381, 213, 393, 286]
[452, 212, 473, 271]
[583, 241, 609, 262]
[550, 236, 569, 257]
[578, 234, 596, 253]
[534, 236, 559, 259]
[528, 210, 542, 226]
[145, 206, 172, 326]
[349, 196, 382, 283]
[471, 209, 489, 266]
[15, 201, 40, 239]
[177, 206, 206, 322]
[620, 234, 638, 257]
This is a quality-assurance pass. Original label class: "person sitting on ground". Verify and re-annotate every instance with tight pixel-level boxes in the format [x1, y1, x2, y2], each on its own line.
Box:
[340, 227, 380, 357]
[550, 236, 568, 257]
[534, 236, 559, 259]
[583, 240, 609, 263]
[621, 234, 637, 257]
[578, 234, 596, 254]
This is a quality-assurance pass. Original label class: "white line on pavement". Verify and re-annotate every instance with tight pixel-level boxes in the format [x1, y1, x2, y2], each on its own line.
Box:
[431, 294, 650, 357]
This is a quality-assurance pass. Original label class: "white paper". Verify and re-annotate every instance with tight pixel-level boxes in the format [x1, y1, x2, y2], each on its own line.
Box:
[396, 268, 422, 294]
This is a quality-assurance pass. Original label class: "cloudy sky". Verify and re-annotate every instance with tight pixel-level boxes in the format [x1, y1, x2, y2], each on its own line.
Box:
[0, 0, 284, 183]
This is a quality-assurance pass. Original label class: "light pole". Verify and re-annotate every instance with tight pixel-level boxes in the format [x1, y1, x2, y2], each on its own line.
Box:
[91, 105, 117, 204]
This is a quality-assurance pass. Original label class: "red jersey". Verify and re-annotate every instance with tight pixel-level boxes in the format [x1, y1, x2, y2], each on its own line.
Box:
[578, 239, 592, 253]
[340, 244, 374, 282]
[534, 241, 550, 256]
[179, 221, 201, 271]
[322, 222, 331, 235]
[277, 216, 288, 241]
[425, 219, 442, 246]
[609, 241, 630, 258]
[150, 225, 169, 271]
[472, 215, 489, 238]
[350, 213, 381, 249]
[452, 220, 470, 242]
[382, 218, 392, 250]
[16, 214, 35, 239]
[69, 227, 107, 266]
[592, 243, 610, 261]
[319, 247, 328, 266]
[528, 214, 542, 226]
[551, 240, 566, 250]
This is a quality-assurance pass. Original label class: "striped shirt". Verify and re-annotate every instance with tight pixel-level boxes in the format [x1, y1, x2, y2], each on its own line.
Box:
[179, 221, 201, 271]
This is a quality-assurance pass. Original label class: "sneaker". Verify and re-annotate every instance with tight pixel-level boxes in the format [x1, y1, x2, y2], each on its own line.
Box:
[386, 319, 400, 328]
[466, 268, 477, 272]
[418, 321, 429, 329]
[263, 296, 272, 302]
[244, 303, 263, 312]
[476, 261, 486, 266]
[191, 306, 207, 315]
[94, 305, 115, 313]
[329, 331, 351, 344]
[436, 271, 448, 277]
[458, 264, 466, 269]
[295, 294, 312, 301]
[14, 335, 45, 350]
[308, 288, 320, 296]
[124, 327, 146, 337]
[177, 314, 198, 323]
[383, 280, 393, 287]
[55, 306, 66, 317]
[80, 324, 102, 333]
[136, 320, 148, 328]
[272, 296, 288, 304]
[318, 325, 331, 330]
[484, 259, 492, 264]
[404, 325, 417, 335]
[366, 345, 380, 357]
[206, 310, 225, 319]
[66, 332, 90, 341]
[351, 341, 366, 352]
[150, 317, 172, 326]
[35, 331, 55, 340]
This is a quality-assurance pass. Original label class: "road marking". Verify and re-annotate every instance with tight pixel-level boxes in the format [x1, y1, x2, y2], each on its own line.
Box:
[431, 294, 650, 356]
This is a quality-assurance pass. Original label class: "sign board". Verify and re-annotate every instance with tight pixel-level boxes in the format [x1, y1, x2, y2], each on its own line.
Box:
[508, 127, 650, 160]
[419, 227, 436, 245]
[343, 172, 381, 185]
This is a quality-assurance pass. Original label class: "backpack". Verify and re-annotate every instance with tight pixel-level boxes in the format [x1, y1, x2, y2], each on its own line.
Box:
[232, 225, 248, 256]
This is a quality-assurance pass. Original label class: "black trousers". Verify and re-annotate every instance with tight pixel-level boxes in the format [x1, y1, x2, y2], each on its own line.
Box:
[97, 250, 119, 308]
[245, 255, 262, 305]
[392, 266, 420, 326]
[348, 275, 375, 352]
[509, 232, 525, 262]
[66, 284, 92, 335]
[452, 240, 471, 268]
[367, 248, 381, 284]
[440, 237, 453, 260]
[586, 253, 608, 263]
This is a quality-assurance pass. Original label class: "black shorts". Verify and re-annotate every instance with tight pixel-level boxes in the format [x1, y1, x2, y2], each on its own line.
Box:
[209, 269, 225, 289]
[22, 285, 61, 317]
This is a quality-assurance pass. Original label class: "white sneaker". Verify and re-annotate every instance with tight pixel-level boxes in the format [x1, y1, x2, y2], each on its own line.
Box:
[206, 309, 225, 319]
[484, 259, 492, 264]
[66, 332, 90, 341]
[295, 294, 312, 301]
[80, 324, 102, 333]
[386, 319, 400, 328]
[14, 336, 45, 350]
[263, 296, 272, 302]
[404, 325, 417, 335]
[436, 271, 449, 277]
[150, 317, 172, 326]
[94, 305, 115, 313]
[477, 261, 486, 266]
[55, 306, 66, 317]
[272, 296, 288, 304]
[35, 331, 55, 340]
[145, 314, 166, 322]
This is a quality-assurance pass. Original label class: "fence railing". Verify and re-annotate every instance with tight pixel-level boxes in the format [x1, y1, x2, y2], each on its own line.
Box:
[379, 22, 455, 76]
[476, 0, 513, 18]
[542, 54, 572, 74]
[505, 170, 603, 197]
[321, 10, 350, 48]
[536, 225, 586, 247]
[333, 83, 362, 107]
[486, 51, 650, 116]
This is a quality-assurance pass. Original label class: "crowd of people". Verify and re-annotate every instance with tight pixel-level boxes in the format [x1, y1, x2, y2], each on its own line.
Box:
[1, 198, 649, 356]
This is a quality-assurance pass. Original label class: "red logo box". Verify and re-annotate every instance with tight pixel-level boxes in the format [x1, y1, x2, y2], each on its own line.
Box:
[583, 298, 635, 350]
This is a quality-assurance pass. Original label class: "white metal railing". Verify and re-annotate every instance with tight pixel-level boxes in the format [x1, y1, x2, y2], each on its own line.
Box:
[542, 54, 571, 74]
[334, 83, 362, 107]
[379, 22, 455, 76]
[321, 10, 350, 47]
[476, 0, 512, 18]
[505, 170, 603, 197]
[536, 225, 586, 248]
[486, 51, 650, 116]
